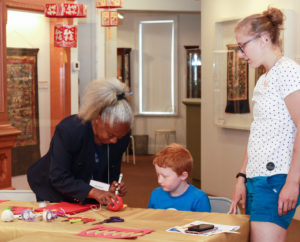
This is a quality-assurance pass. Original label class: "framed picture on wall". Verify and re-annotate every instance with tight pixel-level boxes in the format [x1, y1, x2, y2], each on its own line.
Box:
[7, 47, 41, 176]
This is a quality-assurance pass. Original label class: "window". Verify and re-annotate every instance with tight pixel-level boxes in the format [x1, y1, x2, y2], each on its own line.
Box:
[138, 19, 177, 115]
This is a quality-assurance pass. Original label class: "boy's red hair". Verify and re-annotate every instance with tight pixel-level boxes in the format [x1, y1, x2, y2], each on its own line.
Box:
[153, 143, 193, 176]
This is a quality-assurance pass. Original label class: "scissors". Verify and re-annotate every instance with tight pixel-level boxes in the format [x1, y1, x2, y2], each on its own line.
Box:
[92, 216, 124, 225]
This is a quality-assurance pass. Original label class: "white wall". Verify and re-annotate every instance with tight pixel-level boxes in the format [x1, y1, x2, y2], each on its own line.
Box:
[123, 0, 201, 12]
[78, 0, 106, 99]
[201, 0, 300, 220]
[117, 12, 201, 153]
[71, 19, 80, 115]
[6, 10, 51, 156]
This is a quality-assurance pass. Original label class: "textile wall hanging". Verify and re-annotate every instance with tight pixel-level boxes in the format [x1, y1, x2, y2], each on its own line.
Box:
[255, 65, 266, 84]
[7, 48, 41, 176]
[225, 44, 250, 114]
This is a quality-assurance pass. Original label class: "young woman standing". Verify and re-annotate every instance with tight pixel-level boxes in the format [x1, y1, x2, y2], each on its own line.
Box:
[229, 7, 300, 242]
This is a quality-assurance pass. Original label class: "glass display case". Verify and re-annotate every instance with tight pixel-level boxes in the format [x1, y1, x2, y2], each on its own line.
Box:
[117, 48, 131, 89]
[184, 46, 201, 98]
[213, 19, 254, 130]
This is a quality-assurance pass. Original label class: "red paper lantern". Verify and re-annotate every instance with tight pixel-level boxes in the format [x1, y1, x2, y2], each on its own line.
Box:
[45, 3, 87, 18]
[54, 24, 77, 48]
[96, 0, 122, 9]
[101, 11, 119, 27]
[107, 196, 124, 211]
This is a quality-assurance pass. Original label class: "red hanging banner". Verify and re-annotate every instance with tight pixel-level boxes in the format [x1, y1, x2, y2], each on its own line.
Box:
[54, 24, 77, 48]
[45, 3, 87, 18]
[101, 11, 119, 27]
[96, 0, 122, 9]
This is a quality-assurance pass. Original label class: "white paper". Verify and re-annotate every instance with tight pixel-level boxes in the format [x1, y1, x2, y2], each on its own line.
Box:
[167, 220, 240, 236]
[89, 180, 110, 191]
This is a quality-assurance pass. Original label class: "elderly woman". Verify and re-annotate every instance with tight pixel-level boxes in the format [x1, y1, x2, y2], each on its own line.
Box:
[27, 79, 133, 205]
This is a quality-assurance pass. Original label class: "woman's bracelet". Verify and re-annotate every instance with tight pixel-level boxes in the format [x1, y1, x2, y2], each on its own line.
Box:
[236, 172, 247, 183]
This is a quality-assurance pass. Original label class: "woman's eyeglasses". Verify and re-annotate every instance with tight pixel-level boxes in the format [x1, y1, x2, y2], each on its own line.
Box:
[238, 35, 260, 53]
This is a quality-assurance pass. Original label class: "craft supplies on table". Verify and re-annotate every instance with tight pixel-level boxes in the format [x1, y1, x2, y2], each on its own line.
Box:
[0, 200, 250, 242]
[92, 216, 124, 225]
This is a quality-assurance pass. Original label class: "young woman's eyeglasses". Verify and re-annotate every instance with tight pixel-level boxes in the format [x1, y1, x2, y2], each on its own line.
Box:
[238, 35, 260, 53]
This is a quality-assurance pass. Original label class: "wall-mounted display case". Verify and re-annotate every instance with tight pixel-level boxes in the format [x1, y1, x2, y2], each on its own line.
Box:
[184, 46, 201, 98]
[117, 48, 131, 89]
[213, 18, 254, 130]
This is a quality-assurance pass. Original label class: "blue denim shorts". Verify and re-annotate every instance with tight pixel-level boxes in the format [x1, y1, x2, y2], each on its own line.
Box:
[246, 174, 300, 229]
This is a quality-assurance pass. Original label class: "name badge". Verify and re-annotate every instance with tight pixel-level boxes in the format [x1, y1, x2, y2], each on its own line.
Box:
[89, 180, 110, 191]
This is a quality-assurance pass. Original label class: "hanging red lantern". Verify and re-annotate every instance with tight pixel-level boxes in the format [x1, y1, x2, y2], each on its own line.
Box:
[45, 1, 87, 48]
[101, 11, 118, 27]
[54, 24, 77, 48]
[45, 3, 87, 18]
[96, 0, 122, 9]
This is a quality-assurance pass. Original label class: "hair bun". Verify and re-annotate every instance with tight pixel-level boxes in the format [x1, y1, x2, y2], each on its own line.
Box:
[263, 7, 284, 26]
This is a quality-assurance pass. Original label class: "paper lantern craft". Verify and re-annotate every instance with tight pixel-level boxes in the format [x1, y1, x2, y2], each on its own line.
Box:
[77, 225, 154, 239]
[96, 0, 122, 9]
[45, 3, 87, 18]
[107, 196, 123, 211]
[101, 11, 118, 27]
[54, 24, 77, 48]
[1, 209, 14, 222]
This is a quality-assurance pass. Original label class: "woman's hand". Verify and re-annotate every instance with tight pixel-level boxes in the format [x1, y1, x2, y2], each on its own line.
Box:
[109, 181, 127, 197]
[278, 180, 299, 216]
[281, 90, 300, 215]
[228, 177, 247, 214]
[87, 188, 116, 205]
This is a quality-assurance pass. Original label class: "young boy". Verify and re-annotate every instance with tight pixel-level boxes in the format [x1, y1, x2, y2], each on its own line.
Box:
[148, 143, 211, 212]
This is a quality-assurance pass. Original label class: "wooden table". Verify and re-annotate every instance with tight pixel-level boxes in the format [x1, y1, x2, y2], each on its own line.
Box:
[0, 201, 249, 242]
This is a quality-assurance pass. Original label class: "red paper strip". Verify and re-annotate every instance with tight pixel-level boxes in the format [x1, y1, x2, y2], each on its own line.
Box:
[11, 206, 32, 215]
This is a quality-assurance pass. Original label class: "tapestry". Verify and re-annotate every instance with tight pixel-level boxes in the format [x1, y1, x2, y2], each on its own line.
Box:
[255, 65, 266, 84]
[7, 48, 41, 176]
[225, 44, 250, 114]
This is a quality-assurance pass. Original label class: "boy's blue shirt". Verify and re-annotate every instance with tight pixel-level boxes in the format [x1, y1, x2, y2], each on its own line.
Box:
[148, 184, 211, 212]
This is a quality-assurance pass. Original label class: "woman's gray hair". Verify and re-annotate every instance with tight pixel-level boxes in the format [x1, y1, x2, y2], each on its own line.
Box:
[78, 79, 133, 127]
